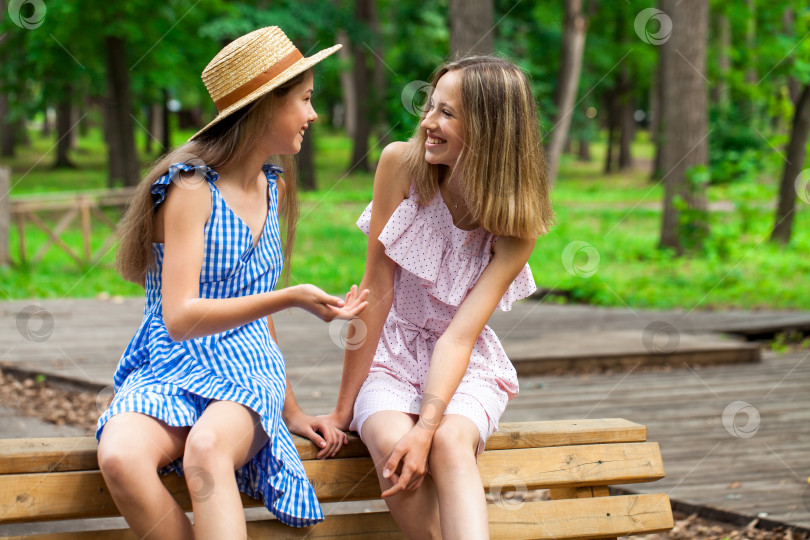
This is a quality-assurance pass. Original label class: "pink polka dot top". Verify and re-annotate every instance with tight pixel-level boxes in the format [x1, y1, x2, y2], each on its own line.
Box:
[351, 182, 537, 443]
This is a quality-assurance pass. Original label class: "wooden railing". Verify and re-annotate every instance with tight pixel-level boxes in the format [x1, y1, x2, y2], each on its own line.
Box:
[0, 166, 134, 268]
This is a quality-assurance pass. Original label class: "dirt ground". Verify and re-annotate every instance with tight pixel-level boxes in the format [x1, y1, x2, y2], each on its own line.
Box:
[1, 368, 807, 540]
[638, 512, 807, 540]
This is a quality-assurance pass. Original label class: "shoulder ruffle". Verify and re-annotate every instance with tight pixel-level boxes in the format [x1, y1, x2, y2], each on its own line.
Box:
[356, 195, 537, 310]
[496, 262, 537, 311]
[261, 163, 283, 180]
[150, 162, 218, 209]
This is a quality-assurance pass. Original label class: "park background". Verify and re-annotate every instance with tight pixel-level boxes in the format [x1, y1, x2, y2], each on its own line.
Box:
[0, 0, 808, 311]
[1, 1, 809, 537]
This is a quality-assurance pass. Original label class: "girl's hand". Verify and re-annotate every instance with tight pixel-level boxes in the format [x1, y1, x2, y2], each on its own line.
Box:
[324, 409, 352, 432]
[380, 426, 435, 498]
[286, 411, 349, 459]
[291, 284, 369, 322]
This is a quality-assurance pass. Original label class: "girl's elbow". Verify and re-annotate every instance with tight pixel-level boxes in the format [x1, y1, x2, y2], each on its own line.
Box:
[163, 311, 193, 342]
[437, 332, 476, 354]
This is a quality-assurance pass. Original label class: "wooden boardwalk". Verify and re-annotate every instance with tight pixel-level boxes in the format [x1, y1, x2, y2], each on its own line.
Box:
[0, 298, 808, 531]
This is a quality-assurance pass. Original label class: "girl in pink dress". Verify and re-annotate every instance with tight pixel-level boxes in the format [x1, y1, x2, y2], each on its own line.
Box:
[325, 56, 554, 538]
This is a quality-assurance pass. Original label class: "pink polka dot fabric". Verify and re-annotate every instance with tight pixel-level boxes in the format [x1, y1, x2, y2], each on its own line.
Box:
[350, 184, 537, 454]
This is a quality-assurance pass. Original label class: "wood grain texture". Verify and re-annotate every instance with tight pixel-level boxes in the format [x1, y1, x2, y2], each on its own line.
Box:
[0, 495, 673, 540]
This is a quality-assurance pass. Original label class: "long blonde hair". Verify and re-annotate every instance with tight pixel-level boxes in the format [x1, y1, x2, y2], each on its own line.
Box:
[116, 71, 310, 286]
[404, 56, 553, 238]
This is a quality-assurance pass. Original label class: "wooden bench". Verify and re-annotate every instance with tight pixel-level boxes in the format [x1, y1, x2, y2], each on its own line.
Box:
[0, 418, 673, 539]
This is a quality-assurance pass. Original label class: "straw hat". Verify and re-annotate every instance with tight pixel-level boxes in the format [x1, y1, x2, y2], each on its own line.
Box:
[189, 26, 341, 141]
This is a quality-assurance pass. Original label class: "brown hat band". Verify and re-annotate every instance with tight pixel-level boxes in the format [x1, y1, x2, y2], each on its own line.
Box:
[213, 49, 304, 112]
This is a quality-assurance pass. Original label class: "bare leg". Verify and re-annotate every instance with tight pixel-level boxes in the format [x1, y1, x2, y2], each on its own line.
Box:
[360, 411, 441, 540]
[97, 412, 192, 539]
[429, 414, 488, 540]
[182, 400, 268, 540]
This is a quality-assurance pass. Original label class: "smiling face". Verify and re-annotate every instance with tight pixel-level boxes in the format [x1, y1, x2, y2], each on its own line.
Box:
[421, 69, 465, 169]
[265, 71, 317, 155]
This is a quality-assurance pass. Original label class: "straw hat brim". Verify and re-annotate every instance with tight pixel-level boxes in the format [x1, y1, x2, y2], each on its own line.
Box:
[189, 44, 342, 141]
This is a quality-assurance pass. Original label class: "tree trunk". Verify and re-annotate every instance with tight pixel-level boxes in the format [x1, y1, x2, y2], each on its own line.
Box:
[450, 0, 494, 56]
[145, 104, 154, 154]
[15, 118, 29, 147]
[70, 106, 79, 150]
[41, 103, 51, 136]
[783, 10, 800, 117]
[651, 30, 667, 181]
[649, 73, 659, 176]
[659, 0, 710, 253]
[162, 89, 171, 154]
[78, 94, 90, 138]
[54, 88, 76, 168]
[577, 137, 590, 161]
[563, 137, 572, 155]
[603, 90, 617, 174]
[714, 13, 730, 105]
[771, 85, 810, 244]
[546, 0, 587, 184]
[369, 0, 389, 148]
[618, 65, 634, 170]
[336, 31, 355, 137]
[104, 96, 123, 187]
[0, 93, 13, 158]
[299, 126, 317, 191]
[348, 0, 372, 173]
[745, 0, 757, 85]
[104, 35, 139, 186]
[0, 165, 11, 266]
[0, 166, 9, 266]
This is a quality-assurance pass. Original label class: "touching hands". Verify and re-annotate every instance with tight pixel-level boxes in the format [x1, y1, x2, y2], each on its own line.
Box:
[292, 284, 369, 322]
[380, 425, 435, 498]
[324, 409, 352, 432]
[285, 411, 349, 459]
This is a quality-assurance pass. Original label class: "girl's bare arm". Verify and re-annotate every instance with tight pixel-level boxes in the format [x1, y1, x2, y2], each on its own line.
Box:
[329, 142, 411, 428]
[160, 179, 365, 342]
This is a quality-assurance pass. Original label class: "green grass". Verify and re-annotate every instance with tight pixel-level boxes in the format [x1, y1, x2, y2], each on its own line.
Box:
[1, 125, 808, 310]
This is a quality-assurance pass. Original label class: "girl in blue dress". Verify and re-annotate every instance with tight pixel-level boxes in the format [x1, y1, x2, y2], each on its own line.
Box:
[96, 27, 366, 539]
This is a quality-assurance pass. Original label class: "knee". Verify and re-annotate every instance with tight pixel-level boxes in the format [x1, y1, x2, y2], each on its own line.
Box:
[363, 427, 404, 461]
[429, 423, 477, 471]
[183, 426, 227, 470]
[98, 439, 153, 486]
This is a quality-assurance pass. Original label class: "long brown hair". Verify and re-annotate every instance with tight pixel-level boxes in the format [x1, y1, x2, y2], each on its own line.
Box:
[404, 56, 553, 239]
[116, 71, 310, 286]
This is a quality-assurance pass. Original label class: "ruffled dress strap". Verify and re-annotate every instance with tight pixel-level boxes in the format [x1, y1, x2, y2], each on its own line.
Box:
[356, 184, 536, 311]
[150, 162, 219, 209]
[495, 258, 536, 311]
[261, 163, 284, 181]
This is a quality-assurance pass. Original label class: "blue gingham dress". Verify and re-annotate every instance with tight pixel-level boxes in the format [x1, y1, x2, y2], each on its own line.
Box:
[96, 162, 323, 527]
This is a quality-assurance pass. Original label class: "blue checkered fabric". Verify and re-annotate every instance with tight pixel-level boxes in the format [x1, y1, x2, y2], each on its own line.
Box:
[97, 162, 323, 527]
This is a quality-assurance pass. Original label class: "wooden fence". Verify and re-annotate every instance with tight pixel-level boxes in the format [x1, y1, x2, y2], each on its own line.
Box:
[0, 167, 134, 268]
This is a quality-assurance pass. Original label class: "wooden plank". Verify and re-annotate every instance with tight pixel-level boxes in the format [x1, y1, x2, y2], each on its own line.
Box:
[14, 213, 25, 265]
[547, 487, 617, 540]
[510, 348, 761, 376]
[246, 511, 404, 539]
[491, 419, 646, 449]
[0, 443, 664, 522]
[79, 196, 90, 263]
[550, 486, 610, 500]
[0, 438, 98, 474]
[487, 494, 674, 539]
[478, 443, 665, 491]
[27, 210, 82, 266]
[0, 419, 647, 474]
[10, 188, 135, 214]
[0, 495, 673, 540]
